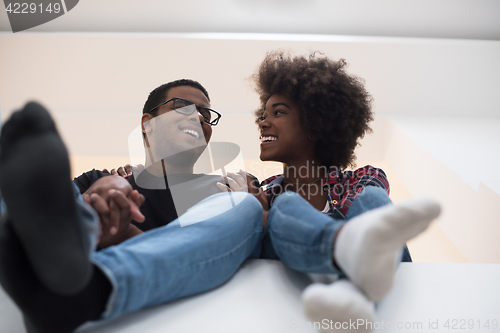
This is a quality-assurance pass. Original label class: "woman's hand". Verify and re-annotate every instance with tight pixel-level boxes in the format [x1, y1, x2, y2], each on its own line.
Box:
[216, 169, 249, 193]
[216, 169, 268, 207]
[216, 170, 269, 228]
[103, 164, 144, 179]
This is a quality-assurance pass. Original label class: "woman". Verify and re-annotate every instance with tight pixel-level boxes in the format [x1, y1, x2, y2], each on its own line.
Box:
[221, 51, 440, 332]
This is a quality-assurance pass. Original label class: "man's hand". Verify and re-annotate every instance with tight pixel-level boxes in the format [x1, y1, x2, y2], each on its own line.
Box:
[83, 176, 145, 247]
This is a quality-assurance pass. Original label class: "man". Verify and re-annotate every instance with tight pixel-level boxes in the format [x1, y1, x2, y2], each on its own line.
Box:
[0, 80, 264, 333]
[74, 79, 233, 247]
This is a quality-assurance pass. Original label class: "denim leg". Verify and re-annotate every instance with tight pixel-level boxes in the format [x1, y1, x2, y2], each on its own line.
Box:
[258, 229, 280, 260]
[344, 186, 392, 220]
[266, 192, 344, 275]
[0, 194, 5, 218]
[72, 183, 100, 255]
[266, 186, 411, 278]
[92, 192, 263, 321]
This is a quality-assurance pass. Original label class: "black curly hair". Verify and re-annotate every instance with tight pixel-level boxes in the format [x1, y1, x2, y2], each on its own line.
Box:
[253, 51, 374, 170]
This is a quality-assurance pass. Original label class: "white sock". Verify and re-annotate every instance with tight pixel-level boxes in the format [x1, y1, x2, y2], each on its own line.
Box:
[302, 280, 376, 333]
[334, 198, 441, 301]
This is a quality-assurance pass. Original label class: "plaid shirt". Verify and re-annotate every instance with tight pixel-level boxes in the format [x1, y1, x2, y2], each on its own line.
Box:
[260, 165, 390, 219]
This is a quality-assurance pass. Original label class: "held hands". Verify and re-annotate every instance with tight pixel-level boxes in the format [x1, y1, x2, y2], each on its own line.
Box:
[103, 164, 145, 179]
[83, 176, 146, 248]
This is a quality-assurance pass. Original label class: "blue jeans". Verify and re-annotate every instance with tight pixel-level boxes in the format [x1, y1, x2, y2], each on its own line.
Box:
[90, 191, 263, 322]
[261, 186, 410, 276]
[1, 184, 263, 323]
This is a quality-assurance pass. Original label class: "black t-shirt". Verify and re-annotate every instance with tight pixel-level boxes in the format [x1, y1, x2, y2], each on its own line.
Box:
[73, 169, 221, 232]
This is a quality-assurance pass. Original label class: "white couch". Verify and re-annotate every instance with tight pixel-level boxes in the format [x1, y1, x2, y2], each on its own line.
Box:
[1, 260, 499, 333]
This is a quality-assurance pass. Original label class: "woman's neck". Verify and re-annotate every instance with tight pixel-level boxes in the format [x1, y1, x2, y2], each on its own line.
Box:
[282, 159, 327, 184]
[281, 159, 329, 211]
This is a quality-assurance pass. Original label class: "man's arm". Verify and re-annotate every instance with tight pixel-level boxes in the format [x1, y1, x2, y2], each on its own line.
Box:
[73, 169, 111, 194]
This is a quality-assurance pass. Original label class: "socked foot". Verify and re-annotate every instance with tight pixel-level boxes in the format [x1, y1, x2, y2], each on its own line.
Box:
[334, 198, 441, 301]
[302, 280, 376, 333]
[0, 216, 110, 333]
[0, 102, 92, 295]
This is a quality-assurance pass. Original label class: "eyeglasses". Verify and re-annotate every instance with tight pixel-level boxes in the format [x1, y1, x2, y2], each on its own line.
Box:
[147, 97, 221, 126]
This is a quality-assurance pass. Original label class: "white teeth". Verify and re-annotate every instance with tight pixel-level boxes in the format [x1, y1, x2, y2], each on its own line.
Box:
[183, 129, 199, 139]
[260, 136, 277, 142]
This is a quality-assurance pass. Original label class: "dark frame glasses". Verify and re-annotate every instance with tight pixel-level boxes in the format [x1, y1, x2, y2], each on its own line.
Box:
[147, 97, 221, 126]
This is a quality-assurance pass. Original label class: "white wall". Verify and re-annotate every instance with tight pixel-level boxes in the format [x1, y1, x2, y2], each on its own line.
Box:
[1, 33, 499, 156]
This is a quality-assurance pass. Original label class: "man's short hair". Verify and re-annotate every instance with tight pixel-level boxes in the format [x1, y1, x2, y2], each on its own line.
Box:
[143, 79, 210, 116]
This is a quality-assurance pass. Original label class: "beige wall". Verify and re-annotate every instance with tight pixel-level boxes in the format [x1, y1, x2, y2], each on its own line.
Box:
[1, 32, 499, 263]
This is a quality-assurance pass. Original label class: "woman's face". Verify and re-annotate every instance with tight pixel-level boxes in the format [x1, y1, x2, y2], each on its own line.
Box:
[258, 94, 316, 165]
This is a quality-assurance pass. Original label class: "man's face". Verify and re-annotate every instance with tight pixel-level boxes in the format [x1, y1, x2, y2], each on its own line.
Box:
[142, 85, 213, 165]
